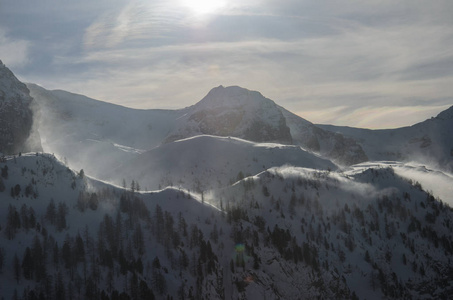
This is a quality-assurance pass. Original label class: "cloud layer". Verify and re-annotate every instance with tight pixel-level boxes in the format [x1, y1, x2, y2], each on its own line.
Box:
[1, 0, 453, 128]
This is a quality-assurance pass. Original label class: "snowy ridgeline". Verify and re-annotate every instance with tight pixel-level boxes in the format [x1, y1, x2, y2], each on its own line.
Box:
[27, 84, 367, 182]
[1, 154, 453, 299]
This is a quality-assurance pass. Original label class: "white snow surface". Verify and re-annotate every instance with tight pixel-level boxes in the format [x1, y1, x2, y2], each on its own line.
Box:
[0, 152, 452, 299]
[112, 134, 337, 192]
[349, 161, 453, 205]
[319, 106, 453, 172]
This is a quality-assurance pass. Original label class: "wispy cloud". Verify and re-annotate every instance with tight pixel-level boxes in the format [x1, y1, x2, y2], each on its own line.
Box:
[393, 163, 453, 205]
[3, 1, 453, 128]
[0, 28, 30, 68]
[304, 105, 452, 129]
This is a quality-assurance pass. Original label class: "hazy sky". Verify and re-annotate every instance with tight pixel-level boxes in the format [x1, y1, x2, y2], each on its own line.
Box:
[1, 0, 453, 128]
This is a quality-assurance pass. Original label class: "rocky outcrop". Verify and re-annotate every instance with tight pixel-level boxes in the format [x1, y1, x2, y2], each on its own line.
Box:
[0, 60, 41, 154]
[166, 86, 293, 144]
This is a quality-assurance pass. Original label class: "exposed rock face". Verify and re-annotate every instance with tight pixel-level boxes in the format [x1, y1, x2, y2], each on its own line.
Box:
[166, 86, 293, 144]
[164, 85, 367, 165]
[0, 60, 41, 154]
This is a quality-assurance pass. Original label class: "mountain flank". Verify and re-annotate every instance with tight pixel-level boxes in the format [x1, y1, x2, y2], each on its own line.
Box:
[0, 61, 41, 154]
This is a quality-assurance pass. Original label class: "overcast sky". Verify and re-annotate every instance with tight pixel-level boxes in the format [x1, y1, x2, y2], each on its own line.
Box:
[1, 0, 453, 128]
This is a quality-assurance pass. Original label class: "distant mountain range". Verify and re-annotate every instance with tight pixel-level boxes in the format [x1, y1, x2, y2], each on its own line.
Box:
[1, 59, 453, 299]
[319, 106, 453, 172]
[27, 83, 368, 181]
[28, 83, 453, 180]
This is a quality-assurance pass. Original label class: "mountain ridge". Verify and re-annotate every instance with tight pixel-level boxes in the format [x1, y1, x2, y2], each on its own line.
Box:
[318, 104, 453, 172]
[28, 84, 370, 172]
[165, 85, 294, 145]
[0, 63, 452, 299]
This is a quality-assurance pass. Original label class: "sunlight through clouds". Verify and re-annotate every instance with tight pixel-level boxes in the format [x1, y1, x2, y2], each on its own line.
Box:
[180, 0, 226, 14]
[2, 0, 453, 128]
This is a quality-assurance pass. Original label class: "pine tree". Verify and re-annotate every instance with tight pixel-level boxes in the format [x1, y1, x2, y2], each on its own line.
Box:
[14, 253, 21, 283]
[0, 247, 4, 272]
[5, 204, 18, 239]
[57, 202, 68, 231]
[131, 180, 135, 193]
[22, 247, 34, 280]
[55, 272, 65, 300]
[89, 193, 98, 210]
[32, 236, 46, 282]
[133, 223, 145, 256]
[74, 233, 85, 263]
[1, 165, 8, 179]
[46, 199, 56, 225]
[62, 239, 72, 269]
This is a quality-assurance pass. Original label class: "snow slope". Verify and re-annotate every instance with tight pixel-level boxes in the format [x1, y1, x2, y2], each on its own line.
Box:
[28, 83, 184, 178]
[0, 60, 448, 299]
[319, 105, 453, 172]
[348, 161, 453, 205]
[111, 134, 337, 191]
[281, 106, 368, 165]
[1, 153, 453, 299]
[28, 84, 369, 181]
[164, 85, 293, 145]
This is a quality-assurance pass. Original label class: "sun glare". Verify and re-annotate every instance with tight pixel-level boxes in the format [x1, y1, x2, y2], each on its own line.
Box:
[182, 0, 226, 14]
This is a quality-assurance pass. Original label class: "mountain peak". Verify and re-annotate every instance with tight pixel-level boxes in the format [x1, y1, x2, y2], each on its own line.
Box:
[164, 85, 293, 144]
[435, 105, 453, 120]
[197, 85, 269, 109]
[0, 60, 42, 154]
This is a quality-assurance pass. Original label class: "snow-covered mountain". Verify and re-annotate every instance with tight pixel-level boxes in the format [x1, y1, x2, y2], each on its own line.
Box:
[165, 85, 293, 145]
[319, 105, 453, 172]
[0, 62, 447, 299]
[111, 134, 337, 192]
[27, 83, 183, 178]
[1, 152, 453, 299]
[166, 85, 367, 166]
[280, 107, 368, 165]
[28, 84, 367, 179]
[0, 61, 41, 154]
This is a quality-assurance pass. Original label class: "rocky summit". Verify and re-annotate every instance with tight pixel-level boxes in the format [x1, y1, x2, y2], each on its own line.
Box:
[0, 61, 41, 154]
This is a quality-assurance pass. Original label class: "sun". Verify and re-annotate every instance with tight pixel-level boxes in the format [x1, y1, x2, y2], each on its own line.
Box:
[182, 0, 226, 14]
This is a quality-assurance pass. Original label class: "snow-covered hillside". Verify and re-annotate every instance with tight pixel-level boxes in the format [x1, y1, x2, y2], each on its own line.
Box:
[111, 134, 337, 192]
[28, 83, 183, 178]
[1, 153, 453, 299]
[166, 85, 367, 166]
[281, 107, 368, 165]
[28, 84, 368, 180]
[0, 63, 444, 299]
[319, 106, 453, 172]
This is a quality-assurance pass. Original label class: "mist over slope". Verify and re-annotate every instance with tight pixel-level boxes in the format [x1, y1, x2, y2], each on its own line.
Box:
[165, 85, 367, 166]
[1, 153, 453, 299]
[319, 105, 453, 172]
[280, 107, 368, 165]
[27, 83, 183, 178]
[111, 135, 337, 191]
[28, 84, 367, 179]
[0, 61, 448, 299]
